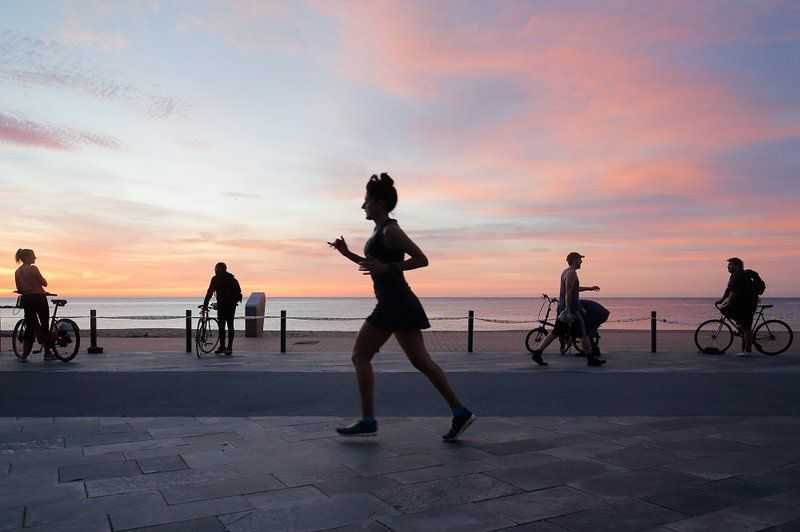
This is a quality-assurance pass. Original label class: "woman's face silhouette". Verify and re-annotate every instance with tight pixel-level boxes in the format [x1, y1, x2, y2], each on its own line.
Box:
[362, 194, 385, 220]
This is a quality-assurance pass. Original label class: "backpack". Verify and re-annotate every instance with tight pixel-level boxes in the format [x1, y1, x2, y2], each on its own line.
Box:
[745, 269, 766, 296]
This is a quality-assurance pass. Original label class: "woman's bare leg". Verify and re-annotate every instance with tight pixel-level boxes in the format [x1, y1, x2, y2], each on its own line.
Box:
[394, 329, 462, 410]
[351, 321, 392, 418]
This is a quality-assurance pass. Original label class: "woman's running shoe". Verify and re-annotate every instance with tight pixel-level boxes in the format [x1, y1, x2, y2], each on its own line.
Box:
[336, 419, 378, 437]
[443, 410, 476, 441]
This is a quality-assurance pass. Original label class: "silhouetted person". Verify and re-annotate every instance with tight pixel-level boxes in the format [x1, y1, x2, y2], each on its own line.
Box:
[529, 252, 606, 367]
[203, 262, 242, 355]
[14, 249, 54, 360]
[328, 173, 475, 441]
[717, 257, 758, 355]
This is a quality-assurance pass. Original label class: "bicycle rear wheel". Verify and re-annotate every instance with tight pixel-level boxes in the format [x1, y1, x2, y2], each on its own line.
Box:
[196, 318, 220, 357]
[11, 319, 31, 360]
[525, 327, 548, 353]
[754, 320, 793, 356]
[695, 319, 734, 354]
[52, 319, 80, 361]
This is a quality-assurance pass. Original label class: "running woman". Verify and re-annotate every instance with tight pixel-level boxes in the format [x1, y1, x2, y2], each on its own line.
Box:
[328, 173, 475, 441]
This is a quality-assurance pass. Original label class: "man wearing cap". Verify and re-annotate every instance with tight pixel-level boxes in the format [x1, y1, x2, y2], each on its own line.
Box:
[717, 257, 756, 355]
[530, 252, 606, 367]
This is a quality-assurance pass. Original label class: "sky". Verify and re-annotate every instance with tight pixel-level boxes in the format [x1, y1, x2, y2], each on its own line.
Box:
[1, 0, 799, 298]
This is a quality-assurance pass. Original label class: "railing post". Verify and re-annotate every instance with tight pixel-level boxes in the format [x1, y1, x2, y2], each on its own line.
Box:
[650, 310, 657, 353]
[467, 310, 474, 353]
[186, 310, 192, 353]
[280, 310, 287, 353]
[87, 309, 104, 354]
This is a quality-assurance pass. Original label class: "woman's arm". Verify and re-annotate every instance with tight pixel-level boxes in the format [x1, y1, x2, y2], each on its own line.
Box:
[383, 224, 428, 271]
[328, 236, 365, 264]
[32, 265, 47, 287]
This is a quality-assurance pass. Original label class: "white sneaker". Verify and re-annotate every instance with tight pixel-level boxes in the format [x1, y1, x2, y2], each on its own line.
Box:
[734, 352, 753, 357]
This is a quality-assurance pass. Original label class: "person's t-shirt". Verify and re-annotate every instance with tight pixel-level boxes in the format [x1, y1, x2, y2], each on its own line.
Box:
[206, 272, 242, 307]
[728, 271, 756, 308]
[15, 265, 47, 295]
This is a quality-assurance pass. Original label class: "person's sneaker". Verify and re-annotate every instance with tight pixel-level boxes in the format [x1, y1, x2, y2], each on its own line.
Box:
[225, 349, 233, 356]
[587, 357, 606, 367]
[530, 349, 548, 366]
[214, 346, 226, 354]
[735, 352, 753, 357]
[443, 410, 476, 442]
[43, 352, 58, 361]
[336, 419, 378, 437]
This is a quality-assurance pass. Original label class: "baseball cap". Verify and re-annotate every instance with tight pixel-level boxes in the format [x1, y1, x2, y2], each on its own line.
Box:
[566, 252, 585, 264]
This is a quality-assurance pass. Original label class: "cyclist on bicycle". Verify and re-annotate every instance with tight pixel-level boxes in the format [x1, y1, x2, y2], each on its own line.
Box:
[530, 252, 606, 367]
[14, 248, 55, 360]
[203, 262, 242, 355]
[716, 257, 757, 355]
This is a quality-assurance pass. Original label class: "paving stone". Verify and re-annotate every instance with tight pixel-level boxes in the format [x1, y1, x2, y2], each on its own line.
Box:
[663, 437, 761, 457]
[160, 472, 285, 504]
[472, 434, 590, 456]
[0, 438, 64, 451]
[59, 459, 141, 482]
[66, 430, 153, 447]
[593, 443, 683, 470]
[762, 518, 800, 531]
[494, 523, 569, 532]
[745, 464, 800, 492]
[82, 432, 243, 459]
[246, 486, 328, 509]
[86, 465, 251, 497]
[9, 449, 126, 476]
[473, 485, 607, 525]
[486, 458, 620, 491]
[662, 510, 770, 532]
[661, 451, 791, 480]
[109, 494, 254, 531]
[138, 454, 188, 474]
[645, 477, 779, 516]
[0, 507, 23, 531]
[548, 498, 686, 532]
[569, 469, 705, 500]
[723, 492, 800, 527]
[378, 503, 516, 532]
[272, 464, 360, 487]
[0, 478, 86, 510]
[25, 491, 164, 529]
[15, 514, 112, 532]
[323, 521, 391, 532]
[344, 453, 442, 477]
[374, 473, 519, 513]
[315, 474, 403, 496]
[219, 493, 397, 532]
[540, 440, 627, 460]
[122, 516, 227, 532]
[387, 460, 499, 484]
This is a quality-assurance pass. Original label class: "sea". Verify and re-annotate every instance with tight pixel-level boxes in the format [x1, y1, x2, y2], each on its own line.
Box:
[1, 297, 798, 332]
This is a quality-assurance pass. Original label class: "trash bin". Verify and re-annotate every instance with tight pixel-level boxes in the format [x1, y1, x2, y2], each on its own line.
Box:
[245, 292, 266, 337]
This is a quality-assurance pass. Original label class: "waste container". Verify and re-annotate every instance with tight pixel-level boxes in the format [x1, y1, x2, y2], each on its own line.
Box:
[245, 292, 266, 337]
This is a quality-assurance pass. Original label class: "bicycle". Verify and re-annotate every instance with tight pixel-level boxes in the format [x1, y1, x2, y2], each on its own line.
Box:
[525, 294, 599, 356]
[12, 295, 80, 362]
[195, 303, 220, 357]
[695, 302, 793, 355]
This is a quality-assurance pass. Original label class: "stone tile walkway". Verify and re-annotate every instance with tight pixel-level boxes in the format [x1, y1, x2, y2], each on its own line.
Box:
[2, 415, 800, 531]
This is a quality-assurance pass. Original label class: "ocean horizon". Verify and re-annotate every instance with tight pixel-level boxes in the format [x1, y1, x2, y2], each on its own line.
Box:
[2, 296, 798, 332]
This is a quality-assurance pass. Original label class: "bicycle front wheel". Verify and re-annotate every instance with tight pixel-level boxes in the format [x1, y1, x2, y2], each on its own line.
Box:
[52, 319, 80, 361]
[695, 319, 734, 354]
[196, 318, 220, 357]
[754, 320, 794, 356]
[525, 327, 548, 353]
[11, 319, 30, 360]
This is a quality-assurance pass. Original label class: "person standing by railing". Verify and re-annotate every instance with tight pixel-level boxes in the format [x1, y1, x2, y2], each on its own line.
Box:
[328, 173, 475, 441]
[203, 262, 242, 355]
[14, 248, 55, 360]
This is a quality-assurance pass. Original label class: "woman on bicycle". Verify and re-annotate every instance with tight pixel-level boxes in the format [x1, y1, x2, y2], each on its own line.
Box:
[328, 173, 475, 441]
[14, 249, 54, 360]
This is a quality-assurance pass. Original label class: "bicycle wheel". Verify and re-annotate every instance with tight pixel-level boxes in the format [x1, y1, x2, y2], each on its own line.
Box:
[196, 318, 219, 357]
[753, 320, 794, 356]
[11, 319, 31, 360]
[695, 319, 734, 354]
[525, 327, 549, 353]
[52, 319, 80, 361]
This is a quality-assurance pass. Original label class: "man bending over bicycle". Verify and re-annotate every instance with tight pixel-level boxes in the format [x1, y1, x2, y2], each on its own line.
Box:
[530, 252, 606, 367]
[203, 262, 243, 355]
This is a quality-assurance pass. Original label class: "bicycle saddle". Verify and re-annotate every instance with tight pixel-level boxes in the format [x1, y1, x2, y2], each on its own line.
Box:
[51, 299, 67, 306]
[759, 304, 773, 309]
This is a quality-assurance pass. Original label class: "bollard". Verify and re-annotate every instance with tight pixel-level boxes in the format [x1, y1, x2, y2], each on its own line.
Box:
[87, 309, 104, 354]
[280, 310, 287, 353]
[467, 310, 474, 353]
[186, 310, 192, 353]
[650, 310, 657, 353]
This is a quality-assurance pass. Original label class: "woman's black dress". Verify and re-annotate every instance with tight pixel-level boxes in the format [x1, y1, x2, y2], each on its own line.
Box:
[364, 219, 430, 332]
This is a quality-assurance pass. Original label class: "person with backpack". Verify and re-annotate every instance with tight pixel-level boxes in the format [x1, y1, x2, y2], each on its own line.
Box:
[203, 262, 243, 355]
[716, 257, 764, 355]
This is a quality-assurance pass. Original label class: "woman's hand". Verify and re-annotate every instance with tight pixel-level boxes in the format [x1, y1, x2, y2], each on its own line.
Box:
[327, 236, 349, 255]
[589, 285, 600, 291]
[358, 258, 388, 275]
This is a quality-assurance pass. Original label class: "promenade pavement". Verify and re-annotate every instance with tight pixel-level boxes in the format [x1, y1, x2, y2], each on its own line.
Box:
[2, 343, 799, 531]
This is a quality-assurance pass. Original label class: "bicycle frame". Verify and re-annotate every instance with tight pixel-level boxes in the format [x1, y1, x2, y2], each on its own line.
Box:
[718, 305, 767, 337]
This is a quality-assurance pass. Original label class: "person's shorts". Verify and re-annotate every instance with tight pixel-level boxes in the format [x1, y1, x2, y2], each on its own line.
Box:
[554, 312, 586, 338]
[726, 305, 755, 331]
[581, 300, 609, 336]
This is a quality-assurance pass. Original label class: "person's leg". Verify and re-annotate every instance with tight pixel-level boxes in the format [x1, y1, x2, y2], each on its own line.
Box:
[226, 314, 235, 350]
[216, 308, 227, 353]
[394, 329, 462, 409]
[352, 321, 392, 418]
[22, 297, 36, 354]
[35, 296, 51, 351]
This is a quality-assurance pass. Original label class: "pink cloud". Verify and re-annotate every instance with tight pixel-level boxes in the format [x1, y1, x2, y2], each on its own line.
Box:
[0, 113, 119, 151]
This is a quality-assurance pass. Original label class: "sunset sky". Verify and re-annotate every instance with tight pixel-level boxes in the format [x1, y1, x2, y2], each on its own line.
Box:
[1, 1, 799, 297]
